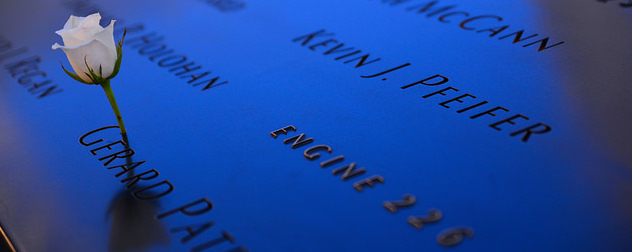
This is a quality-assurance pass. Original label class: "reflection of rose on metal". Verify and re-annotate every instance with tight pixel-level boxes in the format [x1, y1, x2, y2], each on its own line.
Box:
[107, 189, 170, 252]
[107, 137, 169, 252]
[52, 13, 128, 136]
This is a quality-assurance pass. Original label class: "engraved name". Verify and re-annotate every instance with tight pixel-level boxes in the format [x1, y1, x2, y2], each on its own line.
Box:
[293, 30, 383, 69]
[596, 0, 632, 8]
[79, 126, 249, 251]
[293, 29, 552, 143]
[374, 0, 565, 52]
[400, 74, 552, 142]
[0, 37, 63, 98]
[197, 0, 247, 12]
[293, 29, 413, 83]
[120, 25, 229, 91]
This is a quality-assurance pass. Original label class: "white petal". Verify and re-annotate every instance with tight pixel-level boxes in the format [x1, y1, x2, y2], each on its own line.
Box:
[63, 15, 83, 30]
[80, 13, 102, 29]
[93, 20, 117, 60]
[55, 30, 88, 48]
[52, 43, 63, 50]
[56, 13, 103, 47]
[59, 39, 117, 83]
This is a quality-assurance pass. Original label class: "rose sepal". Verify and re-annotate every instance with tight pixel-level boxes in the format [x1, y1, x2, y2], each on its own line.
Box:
[83, 56, 107, 84]
[107, 28, 126, 80]
[60, 62, 93, 84]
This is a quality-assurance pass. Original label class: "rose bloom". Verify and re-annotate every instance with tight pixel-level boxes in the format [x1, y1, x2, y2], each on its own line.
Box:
[52, 13, 117, 83]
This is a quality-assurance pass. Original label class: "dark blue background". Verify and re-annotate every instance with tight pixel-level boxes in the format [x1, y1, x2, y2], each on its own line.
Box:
[0, 0, 631, 251]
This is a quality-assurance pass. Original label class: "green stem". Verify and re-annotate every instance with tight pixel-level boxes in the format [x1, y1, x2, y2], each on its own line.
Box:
[100, 80, 127, 136]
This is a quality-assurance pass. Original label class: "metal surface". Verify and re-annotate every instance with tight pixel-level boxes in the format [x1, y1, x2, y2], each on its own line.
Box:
[0, 221, 16, 252]
[0, 0, 631, 251]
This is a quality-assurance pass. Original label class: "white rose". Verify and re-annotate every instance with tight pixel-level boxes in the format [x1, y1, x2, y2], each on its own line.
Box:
[52, 13, 117, 84]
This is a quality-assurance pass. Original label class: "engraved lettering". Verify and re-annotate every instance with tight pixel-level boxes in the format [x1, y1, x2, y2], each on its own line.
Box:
[157, 198, 214, 219]
[370, 0, 564, 52]
[422, 86, 459, 98]
[170, 62, 203, 76]
[477, 25, 510, 37]
[459, 15, 503, 30]
[33, 85, 64, 98]
[401, 74, 449, 89]
[198, 0, 246, 12]
[470, 106, 508, 119]
[407, 209, 443, 230]
[360, 63, 411, 78]
[383, 194, 416, 213]
[303, 145, 332, 160]
[107, 161, 147, 177]
[438, 11, 470, 23]
[17, 71, 45, 85]
[498, 30, 538, 43]
[90, 140, 127, 155]
[406, 1, 456, 17]
[323, 43, 355, 56]
[439, 93, 476, 108]
[292, 29, 335, 46]
[27, 79, 53, 91]
[343, 54, 381, 68]
[489, 114, 529, 130]
[522, 37, 565, 52]
[270, 125, 297, 138]
[5, 56, 39, 77]
[104, 20, 228, 92]
[456, 101, 488, 113]
[98, 148, 135, 166]
[180, 71, 211, 84]
[79, 125, 119, 146]
[127, 32, 163, 48]
[320, 155, 345, 168]
[170, 222, 215, 243]
[120, 169, 160, 189]
[381, 0, 413, 6]
[295, 30, 387, 73]
[132, 180, 175, 200]
[273, 126, 386, 191]
[193, 76, 229, 91]
[332, 163, 366, 181]
[283, 134, 314, 149]
[157, 55, 188, 67]
[510, 123, 552, 142]
[225, 246, 250, 252]
[127, 32, 165, 49]
[334, 50, 362, 60]
[138, 43, 167, 55]
[0, 47, 27, 63]
[114, 23, 144, 37]
[437, 228, 474, 247]
[149, 49, 175, 61]
[308, 39, 338, 51]
[353, 175, 385, 192]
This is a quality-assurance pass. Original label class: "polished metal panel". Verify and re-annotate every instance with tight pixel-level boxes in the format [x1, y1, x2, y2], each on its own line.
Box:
[0, 0, 631, 251]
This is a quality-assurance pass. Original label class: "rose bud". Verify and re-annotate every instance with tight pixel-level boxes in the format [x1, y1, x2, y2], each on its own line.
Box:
[52, 13, 119, 84]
